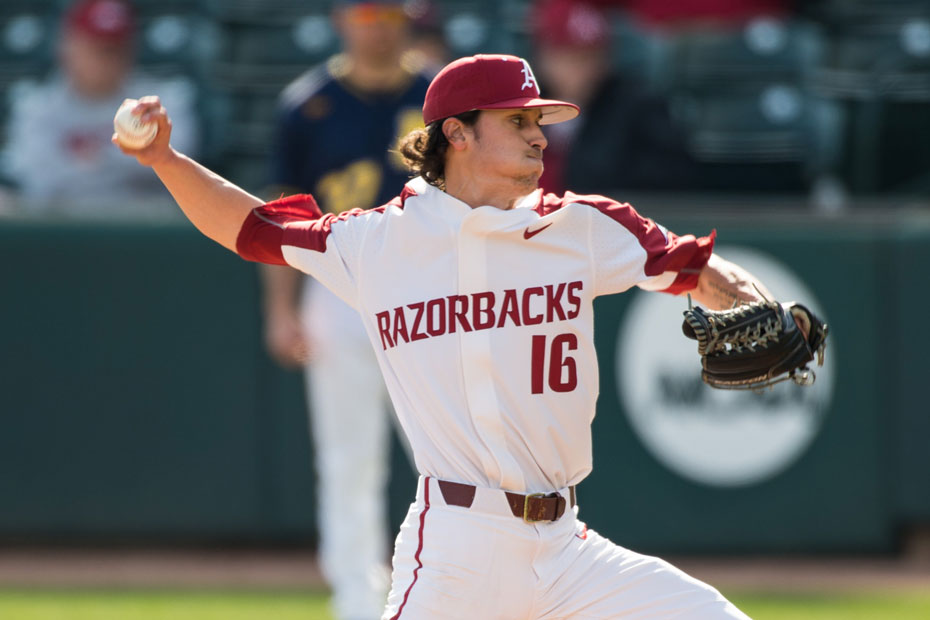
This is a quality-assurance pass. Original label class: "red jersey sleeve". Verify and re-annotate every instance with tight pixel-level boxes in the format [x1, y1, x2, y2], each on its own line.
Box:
[235, 194, 326, 265]
[546, 191, 715, 296]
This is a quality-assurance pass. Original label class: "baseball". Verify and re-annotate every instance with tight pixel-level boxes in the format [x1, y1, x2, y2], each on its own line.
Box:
[113, 100, 158, 149]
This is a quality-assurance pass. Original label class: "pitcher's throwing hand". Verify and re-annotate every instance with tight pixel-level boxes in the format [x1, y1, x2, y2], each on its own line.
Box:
[112, 96, 173, 167]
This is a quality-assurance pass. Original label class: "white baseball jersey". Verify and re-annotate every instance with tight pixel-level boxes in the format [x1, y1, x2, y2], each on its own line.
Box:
[237, 176, 714, 495]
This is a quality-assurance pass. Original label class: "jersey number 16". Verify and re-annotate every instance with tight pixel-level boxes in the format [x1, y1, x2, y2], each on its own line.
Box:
[530, 333, 578, 394]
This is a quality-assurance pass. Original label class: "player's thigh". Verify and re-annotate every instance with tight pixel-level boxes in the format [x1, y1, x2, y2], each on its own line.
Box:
[540, 524, 749, 619]
[305, 343, 387, 451]
[384, 504, 535, 620]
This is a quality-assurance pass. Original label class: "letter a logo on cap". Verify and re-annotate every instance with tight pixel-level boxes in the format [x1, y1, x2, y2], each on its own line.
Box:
[422, 54, 578, 126]
[520, 58, 539, 92]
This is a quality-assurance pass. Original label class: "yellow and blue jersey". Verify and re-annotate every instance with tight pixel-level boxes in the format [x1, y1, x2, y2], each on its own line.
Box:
[270, 54, 430, 215]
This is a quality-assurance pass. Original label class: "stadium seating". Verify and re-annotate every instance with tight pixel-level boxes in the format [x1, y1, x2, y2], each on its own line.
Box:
[200, 0, 320, 23]
[0, 4, 56, 169]
[668, 18, 822, 93]
[661, 18, 839, 192]
[810, 1, 930, 193]
[0, 0, 926, 197]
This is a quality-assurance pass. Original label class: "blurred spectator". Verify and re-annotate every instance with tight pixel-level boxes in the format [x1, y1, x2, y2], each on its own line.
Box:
[533, 0, 696, 195]
[261, 1, 429, 619]
[404, 0, 449, 76]
[1, 0, 198, 217]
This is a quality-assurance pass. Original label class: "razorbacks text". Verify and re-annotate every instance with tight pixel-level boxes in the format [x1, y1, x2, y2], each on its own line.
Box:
[374, 281, 584, 350]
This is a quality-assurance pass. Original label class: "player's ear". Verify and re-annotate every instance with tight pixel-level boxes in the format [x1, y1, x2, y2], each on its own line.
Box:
[442, 117, 468, 151]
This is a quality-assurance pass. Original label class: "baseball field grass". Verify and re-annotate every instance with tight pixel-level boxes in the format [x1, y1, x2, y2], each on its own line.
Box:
[1, 588, 929, 619]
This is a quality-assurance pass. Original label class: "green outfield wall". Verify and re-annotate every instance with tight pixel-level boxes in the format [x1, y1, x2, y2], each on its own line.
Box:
[0, 208, 927, 553]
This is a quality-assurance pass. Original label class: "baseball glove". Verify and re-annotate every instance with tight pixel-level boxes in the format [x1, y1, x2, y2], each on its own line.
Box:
[681, 299, 828, 390]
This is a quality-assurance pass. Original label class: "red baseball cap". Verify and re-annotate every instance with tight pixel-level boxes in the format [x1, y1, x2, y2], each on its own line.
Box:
[65, 0, 136, 43]
[534, 0, 610, 49]
[422, 54, 579, 126]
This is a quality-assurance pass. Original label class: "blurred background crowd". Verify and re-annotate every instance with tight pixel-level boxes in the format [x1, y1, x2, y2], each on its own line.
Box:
[0, 0, 928, 218]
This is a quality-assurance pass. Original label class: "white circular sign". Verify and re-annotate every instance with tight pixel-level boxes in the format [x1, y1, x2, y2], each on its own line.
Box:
[615, 246, 835, 487]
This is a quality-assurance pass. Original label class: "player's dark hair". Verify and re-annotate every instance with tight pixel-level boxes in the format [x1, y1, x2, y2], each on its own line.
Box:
[397, 110, 481, 189]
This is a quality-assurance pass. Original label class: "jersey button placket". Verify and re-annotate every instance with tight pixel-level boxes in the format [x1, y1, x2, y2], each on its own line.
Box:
[457, 211, 521, 490]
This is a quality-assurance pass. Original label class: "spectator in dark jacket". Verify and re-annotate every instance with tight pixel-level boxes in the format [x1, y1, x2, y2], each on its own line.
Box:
[533, 0, 696, 196]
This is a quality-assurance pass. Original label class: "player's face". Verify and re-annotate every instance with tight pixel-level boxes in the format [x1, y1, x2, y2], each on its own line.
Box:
[337, 3, 410, 67]
[60, 31, 132, 98]
[467, 108, 548, 194]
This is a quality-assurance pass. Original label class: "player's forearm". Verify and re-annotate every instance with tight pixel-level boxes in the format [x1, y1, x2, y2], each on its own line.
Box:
[151, 149, 262, 252]
[690, 253, 772, 310]
[260, 264, 302, 319]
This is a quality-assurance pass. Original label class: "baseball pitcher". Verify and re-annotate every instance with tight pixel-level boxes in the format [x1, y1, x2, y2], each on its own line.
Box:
[115, 54, 826, 619]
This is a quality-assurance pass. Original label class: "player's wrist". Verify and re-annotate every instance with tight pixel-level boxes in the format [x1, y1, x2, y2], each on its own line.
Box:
[147, 147, 185, 172]
[262, 301, 299, 322]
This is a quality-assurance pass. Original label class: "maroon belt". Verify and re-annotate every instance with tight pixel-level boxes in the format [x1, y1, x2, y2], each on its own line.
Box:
[437, 479, 576, 523]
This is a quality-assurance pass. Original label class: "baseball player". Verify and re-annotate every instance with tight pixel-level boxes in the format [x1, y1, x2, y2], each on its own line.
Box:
[116, 54, 764, 618]
[261, 3, 429, 617]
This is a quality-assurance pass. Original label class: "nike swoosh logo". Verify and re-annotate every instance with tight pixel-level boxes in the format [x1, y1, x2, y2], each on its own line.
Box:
[523, 222, 552, 240]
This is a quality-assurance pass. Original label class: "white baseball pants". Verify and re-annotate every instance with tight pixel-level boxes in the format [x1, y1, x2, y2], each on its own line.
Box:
[302, 280, 393, 620]
[383, 476, 750, 619]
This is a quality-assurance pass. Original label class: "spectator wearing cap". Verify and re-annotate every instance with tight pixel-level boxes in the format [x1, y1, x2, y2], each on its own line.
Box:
[404, 0, 450, 76]
[533, 0, 696, 196]
[1, 0, 198, 217]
